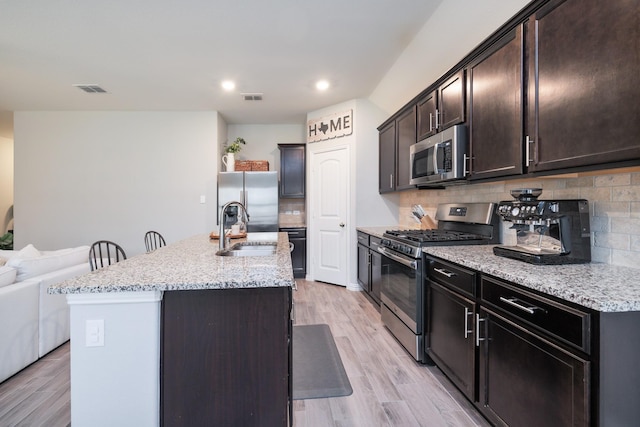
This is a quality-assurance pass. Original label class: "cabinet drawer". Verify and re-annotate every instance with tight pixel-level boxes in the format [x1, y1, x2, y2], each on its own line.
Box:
[481, 276, 591, 354]
[427, 257, 477, 298]
[281, 227, 306, 238]
[357, 232, 369, 246]
[369, 236, 381, 251]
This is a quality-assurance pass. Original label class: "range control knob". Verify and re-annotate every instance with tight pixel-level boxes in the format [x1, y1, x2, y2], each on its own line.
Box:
[511, 206, 520, 217]
[549, 202, 560, 213]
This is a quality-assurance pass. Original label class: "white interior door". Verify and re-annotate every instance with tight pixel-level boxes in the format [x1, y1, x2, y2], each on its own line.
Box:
[310, 145, 349, 286]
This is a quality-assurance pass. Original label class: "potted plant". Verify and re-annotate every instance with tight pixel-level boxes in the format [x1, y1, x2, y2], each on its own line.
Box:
[223, 137, 246, 171]
[225, 137, 246, 154]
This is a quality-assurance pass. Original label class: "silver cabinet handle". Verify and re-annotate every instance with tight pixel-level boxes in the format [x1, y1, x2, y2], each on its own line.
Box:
[429, 112, 434, 132]
[525, 135, 533, 164]
[499, 297, 541, 315]
[289, 242, 294, 252]
[435, 109, 440, 129]
[464, 307, 473, 339]
[433, 267, 455, 278]
[390, 174, 393, 189]
[475, 314, 486, 347]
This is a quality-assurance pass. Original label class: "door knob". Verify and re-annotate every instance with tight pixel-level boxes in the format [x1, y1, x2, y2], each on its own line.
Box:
[339, 223, 345, 228]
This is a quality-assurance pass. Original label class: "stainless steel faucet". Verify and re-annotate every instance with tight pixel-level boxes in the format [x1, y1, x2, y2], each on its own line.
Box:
[219, 201, 249, 250]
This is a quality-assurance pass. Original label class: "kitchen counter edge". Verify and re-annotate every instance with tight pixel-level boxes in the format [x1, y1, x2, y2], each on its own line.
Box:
[48, 233, 295, 294]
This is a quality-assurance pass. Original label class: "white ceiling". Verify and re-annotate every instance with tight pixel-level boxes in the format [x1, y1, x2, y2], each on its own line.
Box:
[0, 0, 442, 127]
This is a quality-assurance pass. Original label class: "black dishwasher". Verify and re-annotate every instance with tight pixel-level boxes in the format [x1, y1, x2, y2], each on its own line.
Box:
[280, 227, 306, 278]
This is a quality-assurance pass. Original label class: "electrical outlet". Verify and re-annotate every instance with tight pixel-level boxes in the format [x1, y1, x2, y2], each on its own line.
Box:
[86, 319, 104, 347]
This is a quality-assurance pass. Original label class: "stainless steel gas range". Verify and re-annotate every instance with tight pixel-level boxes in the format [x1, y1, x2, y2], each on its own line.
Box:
[378, 203, 500, 363]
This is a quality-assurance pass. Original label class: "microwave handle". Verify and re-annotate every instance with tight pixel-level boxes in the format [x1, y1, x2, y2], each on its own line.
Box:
[433, 142, 440, 173]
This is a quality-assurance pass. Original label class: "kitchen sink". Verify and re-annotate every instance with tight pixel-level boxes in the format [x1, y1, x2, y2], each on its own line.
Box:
[216, 241, 278, 257]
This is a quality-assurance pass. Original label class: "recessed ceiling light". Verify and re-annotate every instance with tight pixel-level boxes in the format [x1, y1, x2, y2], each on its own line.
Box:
[221, 80, 236, 91]
[315, 80, 330, 91]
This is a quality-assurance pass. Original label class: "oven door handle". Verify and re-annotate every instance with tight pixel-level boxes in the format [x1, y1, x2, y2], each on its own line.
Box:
[377, 246, 418, 270]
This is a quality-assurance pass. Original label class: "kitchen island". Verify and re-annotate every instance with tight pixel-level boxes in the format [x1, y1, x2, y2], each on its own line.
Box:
[48, 233, 295, 427]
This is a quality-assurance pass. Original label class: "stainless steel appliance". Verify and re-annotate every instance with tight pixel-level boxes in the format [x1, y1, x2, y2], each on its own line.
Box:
[494, 188, 591, 264]
[217, 172, 279, 232]
[378, 202, 500, 363]
[410, 124, 468, 187]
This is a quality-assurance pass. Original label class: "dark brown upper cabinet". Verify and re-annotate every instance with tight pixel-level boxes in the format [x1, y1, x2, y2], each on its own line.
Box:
[468, 26, 524, 180]
[525, 0, 640, 172]
[417, 70, 465, 141]
[278, 144, 305, 198]
[379, 105, 416, 193]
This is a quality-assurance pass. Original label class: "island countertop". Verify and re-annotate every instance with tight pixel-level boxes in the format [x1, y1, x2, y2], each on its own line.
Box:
[48, 232, 295, 294]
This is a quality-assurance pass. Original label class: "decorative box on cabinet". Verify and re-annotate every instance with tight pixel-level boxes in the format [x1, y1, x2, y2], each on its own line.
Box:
[278, 144, 305, 198]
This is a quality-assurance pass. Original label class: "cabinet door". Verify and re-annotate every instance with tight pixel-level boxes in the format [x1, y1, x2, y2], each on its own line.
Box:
[438, 70, 465, 131]
[427, 282, 476, 401]
[369, 249, 382, 305]
[417, 90, 438, 140]
[527, 0, 640, 172]
[395, 106, 417, 191]
[468, 26, 524, 180]
[357, 243, 370, 291]
[162, 288, 291, 427]
[478, 308, 589, 427]
[279, 144, 305, 198]
[379, 122, 396, 193]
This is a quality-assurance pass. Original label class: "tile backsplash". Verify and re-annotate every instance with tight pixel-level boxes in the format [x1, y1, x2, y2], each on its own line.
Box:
[399, 171, 640, 268]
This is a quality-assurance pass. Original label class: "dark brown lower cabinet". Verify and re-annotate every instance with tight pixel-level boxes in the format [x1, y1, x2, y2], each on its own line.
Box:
[478, 307, 589, 427]
[161, 287, 292, 427]
[427, 282, 476, 401]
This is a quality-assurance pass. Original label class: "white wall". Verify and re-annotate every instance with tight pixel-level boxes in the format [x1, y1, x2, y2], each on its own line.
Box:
[369, 0, 531, 114]
[226, 124, 306, 172]
[307, 99, 398, 289]
[13, 111, 220, 255]
[0, 136, 13, 233]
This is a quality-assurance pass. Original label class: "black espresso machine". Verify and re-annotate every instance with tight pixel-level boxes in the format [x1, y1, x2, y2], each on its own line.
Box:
[493, 188, 591, 265]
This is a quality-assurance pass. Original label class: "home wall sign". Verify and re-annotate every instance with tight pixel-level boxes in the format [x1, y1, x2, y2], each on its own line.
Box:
[307, 110, 353, 143]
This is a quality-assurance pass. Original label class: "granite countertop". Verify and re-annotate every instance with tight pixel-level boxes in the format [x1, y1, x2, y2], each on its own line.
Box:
[422, 245, 640, 313]
[356, 226, 397, 239]
[48, 232, 295, 294]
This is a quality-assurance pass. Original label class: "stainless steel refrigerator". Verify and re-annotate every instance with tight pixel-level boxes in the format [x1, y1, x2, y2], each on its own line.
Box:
[217, 171, 279, 232]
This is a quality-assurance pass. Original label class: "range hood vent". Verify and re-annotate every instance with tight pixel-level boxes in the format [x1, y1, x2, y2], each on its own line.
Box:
[241, 93, 263, 101]
[73, 84, 108, 93]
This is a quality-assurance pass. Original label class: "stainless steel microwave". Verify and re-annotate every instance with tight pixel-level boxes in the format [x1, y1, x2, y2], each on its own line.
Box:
[409, 124, 468, 186]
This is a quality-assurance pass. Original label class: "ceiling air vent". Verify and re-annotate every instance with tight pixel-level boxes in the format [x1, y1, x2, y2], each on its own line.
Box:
[241, 93, 263, 101]
[73, 84, 108, 93]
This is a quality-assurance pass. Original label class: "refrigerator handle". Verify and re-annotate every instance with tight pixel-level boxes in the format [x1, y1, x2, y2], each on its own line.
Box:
[240, 190, 245, 206]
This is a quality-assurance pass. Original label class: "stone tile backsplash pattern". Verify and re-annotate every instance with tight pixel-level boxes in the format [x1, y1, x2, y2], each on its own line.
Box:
[399, 171, 640, 269]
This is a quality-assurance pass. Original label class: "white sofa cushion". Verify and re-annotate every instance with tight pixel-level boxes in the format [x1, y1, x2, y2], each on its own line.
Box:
[0, 266, 17, 288]
[0, 280, 39, 383]
[8, 245, 90, 282]
[38, 262, 91, 357]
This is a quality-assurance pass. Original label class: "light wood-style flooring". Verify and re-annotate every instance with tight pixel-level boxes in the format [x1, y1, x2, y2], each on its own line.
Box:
[0, 279, 490, 426]
[293, 279, 490, 427]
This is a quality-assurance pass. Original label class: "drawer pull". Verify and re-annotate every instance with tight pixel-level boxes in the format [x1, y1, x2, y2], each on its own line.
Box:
[475, 314, 486, 347]
[434, 267, 456, 278]
[464, 307, 473, 339]
[499, 296, 542, 315]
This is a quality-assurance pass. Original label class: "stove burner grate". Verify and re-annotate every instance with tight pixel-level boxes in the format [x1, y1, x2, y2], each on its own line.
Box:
[385, 229, 486, 244]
